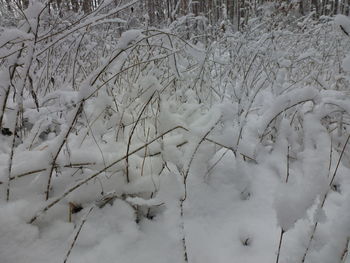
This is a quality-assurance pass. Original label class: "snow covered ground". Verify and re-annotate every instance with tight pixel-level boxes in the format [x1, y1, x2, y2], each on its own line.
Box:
[1, 3, 350, 263]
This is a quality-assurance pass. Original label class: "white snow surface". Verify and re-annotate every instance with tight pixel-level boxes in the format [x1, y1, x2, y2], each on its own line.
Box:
[1, 12, 350, 263]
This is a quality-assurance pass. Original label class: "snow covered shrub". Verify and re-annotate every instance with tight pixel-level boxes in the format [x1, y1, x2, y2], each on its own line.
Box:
[1, 2, 350, 263]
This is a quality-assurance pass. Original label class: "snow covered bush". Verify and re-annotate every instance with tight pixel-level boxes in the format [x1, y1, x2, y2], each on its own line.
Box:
[1, 1, 350, 263]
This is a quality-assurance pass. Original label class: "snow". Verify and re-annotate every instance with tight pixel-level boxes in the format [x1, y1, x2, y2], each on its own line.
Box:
[342, 55, 350, 72]
[335, 15, 350, 35]
[117, 29, 143, 50]
[0, 29, 33, 48]
[259, 87, 320, 136]
[1, 6, 350, 263]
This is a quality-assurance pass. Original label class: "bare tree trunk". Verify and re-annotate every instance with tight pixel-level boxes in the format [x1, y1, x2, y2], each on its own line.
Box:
[299, 0, 311, 15]
[72, 0, 79, 12]
[83, 0, 92, 13]
[180, 0, 188, 15]
[154, 0, 165, 25]
[167, 0, 171, 21]
[342, 0, 347, 14]
[5, 0, 12, 12]
[312, 0, 320, 18]
[201, 0, 206, 15]
[207, 0, 213, 25]
[330, 0, 335, 14]
[340, 0, 345, 14]
[192, 1, 199, 16]
[321, 0, 327, 15]
[243, 0, 249, 26]
[334, 0, 339, 14]
[216, 0, 221, 22]
[147, 0, 155, 25]
[21, 0, 29, 10]
[300, 0, 304, 15]
[227, 0, 234, 24]
[233, 0, 240, 31]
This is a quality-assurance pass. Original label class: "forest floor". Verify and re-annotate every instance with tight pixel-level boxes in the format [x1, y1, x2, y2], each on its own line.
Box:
[1, 7, 350, 263]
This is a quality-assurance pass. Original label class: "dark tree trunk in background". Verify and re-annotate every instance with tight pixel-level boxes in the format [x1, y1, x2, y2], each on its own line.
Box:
[72, 0, 79, 12]
[180, 0, 188, 15]
[321, 0, 327, 15]
[330, 0, 335, 14]
[300, 0, 311, 15]
[193, 1, 199, 16]
[214, 0, 218, 22]
[147, 0, 155, 25]
[167, 0, 171, 21]
[207, 0, 213, 24]
[233, 0, 240, 31]
[5, 0, 11, 11]
[334, 0, 339, 14]
[21, 0, 29, 9]
[243, 0, 249, 26]
[83, 0, 92, 13]
[227, 0, 234, 24]
[341, 0, 346, 14]
[312, 0, 320, 18]
[154, 0, 165, 25]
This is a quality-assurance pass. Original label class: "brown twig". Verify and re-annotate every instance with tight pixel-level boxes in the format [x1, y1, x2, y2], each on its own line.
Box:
[260, 99, 315, 142]
[341, 237, 350, 263]
[45, 103, 84, 200]
[179, 119, 221, 263]
[276, 229, 285, 263]
[125, 92, 155, 183]
[63, 206, 94, 263]
[0, 162, 96, 185]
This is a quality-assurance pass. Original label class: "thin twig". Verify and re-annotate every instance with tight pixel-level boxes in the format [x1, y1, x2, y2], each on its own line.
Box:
[125, 92, 155, 183]
[276, 229, 285, 263]
[330, 134, 350, 186]
[45, 103, 84, 200]
[29, 126, 188, 224]
[341, 237, 350, 263]
[301, 134, 350, 263]
[63, 206, 94, 263]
